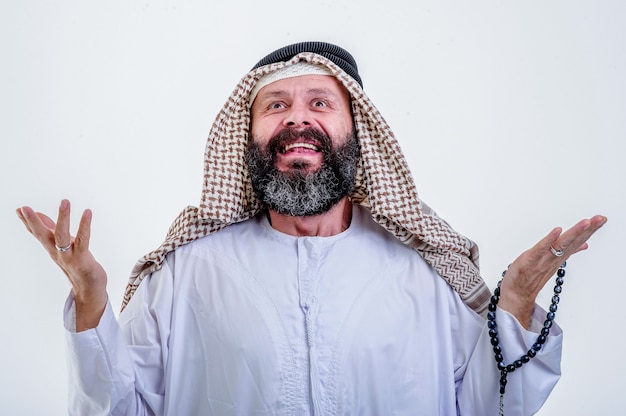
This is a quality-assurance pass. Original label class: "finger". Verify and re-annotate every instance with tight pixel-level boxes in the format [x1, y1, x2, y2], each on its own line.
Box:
[573, 215, 608, 250]
[19, 206, 54, 242]
[16, 207, 33, 234]
[36, 211, 57, 230]
[74, 209, 93, 253]
[552, 215, 607, 256]
[590, 214, 608, 229]
[531, 226, 563, 258]
[571, 242, 589, 254]
[55, 199, 73, 250]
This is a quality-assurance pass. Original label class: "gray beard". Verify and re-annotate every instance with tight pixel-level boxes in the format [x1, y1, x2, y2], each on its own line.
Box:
[245, 129, 359, 217]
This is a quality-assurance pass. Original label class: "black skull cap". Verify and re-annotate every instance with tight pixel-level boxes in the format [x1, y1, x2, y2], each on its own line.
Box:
[251, 41, 363, 88]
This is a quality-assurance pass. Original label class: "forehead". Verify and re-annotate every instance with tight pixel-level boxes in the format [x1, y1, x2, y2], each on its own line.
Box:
[254, 74, 350, 100]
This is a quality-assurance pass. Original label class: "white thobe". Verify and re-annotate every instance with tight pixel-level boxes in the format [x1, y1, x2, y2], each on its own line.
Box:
[64, 205, 562, 415]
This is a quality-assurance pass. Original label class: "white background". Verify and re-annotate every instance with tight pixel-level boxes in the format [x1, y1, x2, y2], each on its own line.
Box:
[1, 1, 624, 414]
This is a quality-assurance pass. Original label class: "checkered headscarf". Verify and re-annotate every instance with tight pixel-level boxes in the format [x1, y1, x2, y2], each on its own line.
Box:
[121, 44, 492, 315]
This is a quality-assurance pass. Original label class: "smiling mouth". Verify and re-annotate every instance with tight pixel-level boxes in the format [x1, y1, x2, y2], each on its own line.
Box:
[280, 142, 321, 154]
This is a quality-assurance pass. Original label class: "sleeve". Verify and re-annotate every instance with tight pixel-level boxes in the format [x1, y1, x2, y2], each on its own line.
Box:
[63, 260, 175, 416]
[455, 303, 563, 415]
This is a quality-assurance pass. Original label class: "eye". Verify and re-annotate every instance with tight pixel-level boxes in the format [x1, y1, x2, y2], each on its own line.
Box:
[269, 102, 286, 110]
[312, 100, 328, 108]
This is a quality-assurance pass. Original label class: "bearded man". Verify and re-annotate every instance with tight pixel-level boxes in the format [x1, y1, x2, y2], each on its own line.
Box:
[17, 42, 606, 415]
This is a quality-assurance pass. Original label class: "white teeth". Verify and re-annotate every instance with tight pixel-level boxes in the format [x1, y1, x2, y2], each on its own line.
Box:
[283, 143, 319, 152]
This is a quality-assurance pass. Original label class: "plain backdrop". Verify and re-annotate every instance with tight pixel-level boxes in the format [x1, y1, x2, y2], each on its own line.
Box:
[1, 1, 624, 414]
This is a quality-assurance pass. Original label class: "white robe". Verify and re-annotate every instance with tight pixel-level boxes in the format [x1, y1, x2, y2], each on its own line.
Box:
[64, 205, 562, 415]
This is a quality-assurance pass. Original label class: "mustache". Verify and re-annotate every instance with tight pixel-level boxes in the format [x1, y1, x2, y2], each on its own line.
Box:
[267, 128, 333, 156]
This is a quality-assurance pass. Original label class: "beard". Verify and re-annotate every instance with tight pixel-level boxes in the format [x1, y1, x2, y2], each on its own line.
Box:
[245, 127, 360, 217]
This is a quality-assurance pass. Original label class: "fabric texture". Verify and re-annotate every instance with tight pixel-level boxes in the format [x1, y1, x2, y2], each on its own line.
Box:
[68, 206, 563, 415]
[252, 41, 363, 87]
[121, 48, 492, 314]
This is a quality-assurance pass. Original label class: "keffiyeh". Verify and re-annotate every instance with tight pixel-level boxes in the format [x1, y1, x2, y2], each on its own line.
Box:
[122, 43, 492, 315]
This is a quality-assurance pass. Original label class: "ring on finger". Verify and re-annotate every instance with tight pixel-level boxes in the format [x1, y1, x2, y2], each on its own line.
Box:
[55, 242, 72, 252]
[550, 245, 565, 257]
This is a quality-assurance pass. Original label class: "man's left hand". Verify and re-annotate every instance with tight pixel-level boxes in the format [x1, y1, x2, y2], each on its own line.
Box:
[498, 215, 607, 329]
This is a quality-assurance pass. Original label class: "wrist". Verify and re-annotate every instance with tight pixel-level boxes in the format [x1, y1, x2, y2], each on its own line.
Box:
[498, 280, 535, 330]
[73, 289, 107, 332]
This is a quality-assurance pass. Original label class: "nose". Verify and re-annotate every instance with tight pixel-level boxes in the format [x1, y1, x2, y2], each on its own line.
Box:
[283, 103, 312, 128]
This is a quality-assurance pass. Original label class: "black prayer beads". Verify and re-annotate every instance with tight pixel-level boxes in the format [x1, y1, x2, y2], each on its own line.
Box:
[488, 262, 566, 415]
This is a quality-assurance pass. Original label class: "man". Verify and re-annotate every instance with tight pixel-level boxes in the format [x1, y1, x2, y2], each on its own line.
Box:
[17, 42, 606, 415]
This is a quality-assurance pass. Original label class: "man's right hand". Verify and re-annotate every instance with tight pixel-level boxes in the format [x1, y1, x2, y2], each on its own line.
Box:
[17, 199, 108, 331]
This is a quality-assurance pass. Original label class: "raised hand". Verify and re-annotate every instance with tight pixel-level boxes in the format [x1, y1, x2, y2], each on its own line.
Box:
[16, 199, 108, 331]
[499, 215, 607, 328]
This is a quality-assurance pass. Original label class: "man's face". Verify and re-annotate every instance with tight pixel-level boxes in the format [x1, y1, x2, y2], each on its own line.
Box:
[249, 74, 354, 173]
[246, 74, 359, 217]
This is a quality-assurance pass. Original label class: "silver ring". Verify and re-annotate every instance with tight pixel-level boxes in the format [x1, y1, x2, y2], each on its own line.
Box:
[55, 242, 72, 252]
[550, 245, 564, 257]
